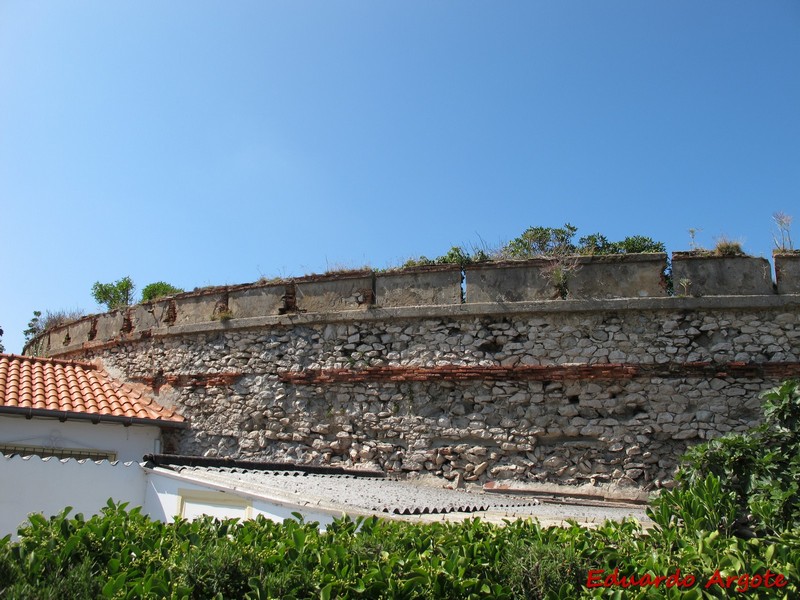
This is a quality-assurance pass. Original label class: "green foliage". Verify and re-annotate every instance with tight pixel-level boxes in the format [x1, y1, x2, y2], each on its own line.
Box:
[500, 224, 665, 259]
[2, 496, 798, 599]
[503, 224, 578, 258]
[24, 309, 85, 342]
[402, 245, 491, 269]
[675, 380, 800, 536]
[501, 524, 590, 598]
[609, 235, 667, 255]
[22, 309, 87, 356]
[23, 311, 41, 343]
[91, 277, 135, 310]
[141, 282, 184, 303]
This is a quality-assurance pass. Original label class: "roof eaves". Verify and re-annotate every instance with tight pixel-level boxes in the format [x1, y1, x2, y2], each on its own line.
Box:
[0, 405, 187, 429]
[1, 353, 97, 370]
[143, 454, 383, 476]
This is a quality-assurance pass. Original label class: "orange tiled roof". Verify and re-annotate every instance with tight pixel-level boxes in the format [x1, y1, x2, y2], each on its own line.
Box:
[0, 354, 184, 426]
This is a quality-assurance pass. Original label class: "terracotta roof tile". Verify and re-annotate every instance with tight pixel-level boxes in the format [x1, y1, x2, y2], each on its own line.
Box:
[0, 354, 184, 426]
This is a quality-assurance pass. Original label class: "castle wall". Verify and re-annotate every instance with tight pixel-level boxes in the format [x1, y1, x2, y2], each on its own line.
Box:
[26, 253, 800, 490]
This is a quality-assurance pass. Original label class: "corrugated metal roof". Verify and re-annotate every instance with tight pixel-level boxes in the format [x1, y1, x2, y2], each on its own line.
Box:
[162, 463, 539, 516]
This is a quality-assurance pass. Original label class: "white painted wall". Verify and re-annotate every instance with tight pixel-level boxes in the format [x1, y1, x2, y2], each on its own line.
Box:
[0, 450, 343, 538]
[0, 414, 162, 462]
[0, 454, 146, 537]
[144, 469, 338, 528]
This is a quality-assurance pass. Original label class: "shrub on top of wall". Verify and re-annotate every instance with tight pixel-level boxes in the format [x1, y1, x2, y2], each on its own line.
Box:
[141, 282, 185, 303]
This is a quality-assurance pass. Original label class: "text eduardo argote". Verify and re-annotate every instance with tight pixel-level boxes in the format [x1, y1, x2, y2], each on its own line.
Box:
[586, 568, 788, 593]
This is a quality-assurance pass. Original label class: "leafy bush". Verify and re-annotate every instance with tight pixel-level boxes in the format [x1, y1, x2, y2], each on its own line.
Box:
[91, 277, 135, 310]
[141, 282, 184, 303]
[2, 499, 797, 599]
[677, 380, 800, 536]
[402, 245, 491, 269]
[501, 224, 665, 260]
[503, 224, 579, 258]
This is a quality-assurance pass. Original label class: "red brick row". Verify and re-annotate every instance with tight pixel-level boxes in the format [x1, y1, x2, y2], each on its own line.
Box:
[278, 361, 800, 385]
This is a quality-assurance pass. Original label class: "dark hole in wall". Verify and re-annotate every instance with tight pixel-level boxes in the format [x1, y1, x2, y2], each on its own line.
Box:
[165, 300, 177, 325]
[280, 283, 297, 314]
[88, 318, 98, 341]
[476, 339, 503, 353]
[121, 310, 133, 334]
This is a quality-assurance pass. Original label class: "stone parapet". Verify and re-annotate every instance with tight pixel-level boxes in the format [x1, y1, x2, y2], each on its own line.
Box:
[465, 259, 557, 302]
[566, 253, 667, 299]
[375, 265, 463, 307]
[26, 254, 798, 357]
[672, 253, 774, 296]
[774, 252, 800, 295]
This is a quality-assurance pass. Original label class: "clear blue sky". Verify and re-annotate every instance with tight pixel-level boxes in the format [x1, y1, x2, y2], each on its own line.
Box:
[1, 2, 798, 353]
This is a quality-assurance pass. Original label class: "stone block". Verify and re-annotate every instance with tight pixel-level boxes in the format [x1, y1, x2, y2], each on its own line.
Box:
[174, 294, 223, 325]
[672, 253, 774, 296]
[93, 311, 124, 342]
[375, 265, 462, 307]
[465, 259, 557, 303]
[295, 272, 374, 313]
[567, 253, 668, 299]
[774, 252, 800, 294]
[228, 284, 286, 318]
[64, 318, 93, 346]
[131, 300, 174, 331]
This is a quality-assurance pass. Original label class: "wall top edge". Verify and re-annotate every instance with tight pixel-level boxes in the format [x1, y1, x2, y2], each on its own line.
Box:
[465, 253, 668, 270]
[40, 294, 800, 359]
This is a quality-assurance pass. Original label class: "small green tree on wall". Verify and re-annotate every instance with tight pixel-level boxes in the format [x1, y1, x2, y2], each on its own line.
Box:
[141, 282, 184, 302]
[91, 277, 135, 310]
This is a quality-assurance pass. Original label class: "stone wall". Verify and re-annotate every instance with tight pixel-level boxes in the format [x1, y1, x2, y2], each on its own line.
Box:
[26, 253, 800, 491]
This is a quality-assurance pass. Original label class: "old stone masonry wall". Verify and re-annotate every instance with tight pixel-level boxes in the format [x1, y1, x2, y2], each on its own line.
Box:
[82, 300, 800, 490]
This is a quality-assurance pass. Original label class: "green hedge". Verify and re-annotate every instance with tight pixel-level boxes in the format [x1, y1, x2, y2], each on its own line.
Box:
[0, 501, 797, 599]
[2, 381, 799, 599]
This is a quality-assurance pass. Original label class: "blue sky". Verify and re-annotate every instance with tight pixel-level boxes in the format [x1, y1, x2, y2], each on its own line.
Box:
[1, 1, 798, 353]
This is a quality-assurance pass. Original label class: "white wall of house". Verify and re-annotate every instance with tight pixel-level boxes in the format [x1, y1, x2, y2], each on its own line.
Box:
[0, 450, 343, 538]
[143, 469, 339, 528]
[0, 454, 147, 538]
[0, 414, 163, 462]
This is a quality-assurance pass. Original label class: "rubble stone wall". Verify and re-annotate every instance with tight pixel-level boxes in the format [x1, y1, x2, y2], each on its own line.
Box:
[59, 297, 800, 490]
[27, 254, 800, 490]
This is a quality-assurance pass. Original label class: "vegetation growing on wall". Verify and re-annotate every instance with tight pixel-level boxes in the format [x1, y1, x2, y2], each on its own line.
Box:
[140, 282, 185, 303]
[711, 237, 746, 257]
[501, 224, 666, 259]
[401, 225, 666, 271]
[22, 309, 88, 355]
[772, 212, 794, 252]
[91, 277, 136, 311]
[401, 245, 491, 269]
[23, 309, 87, 342]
